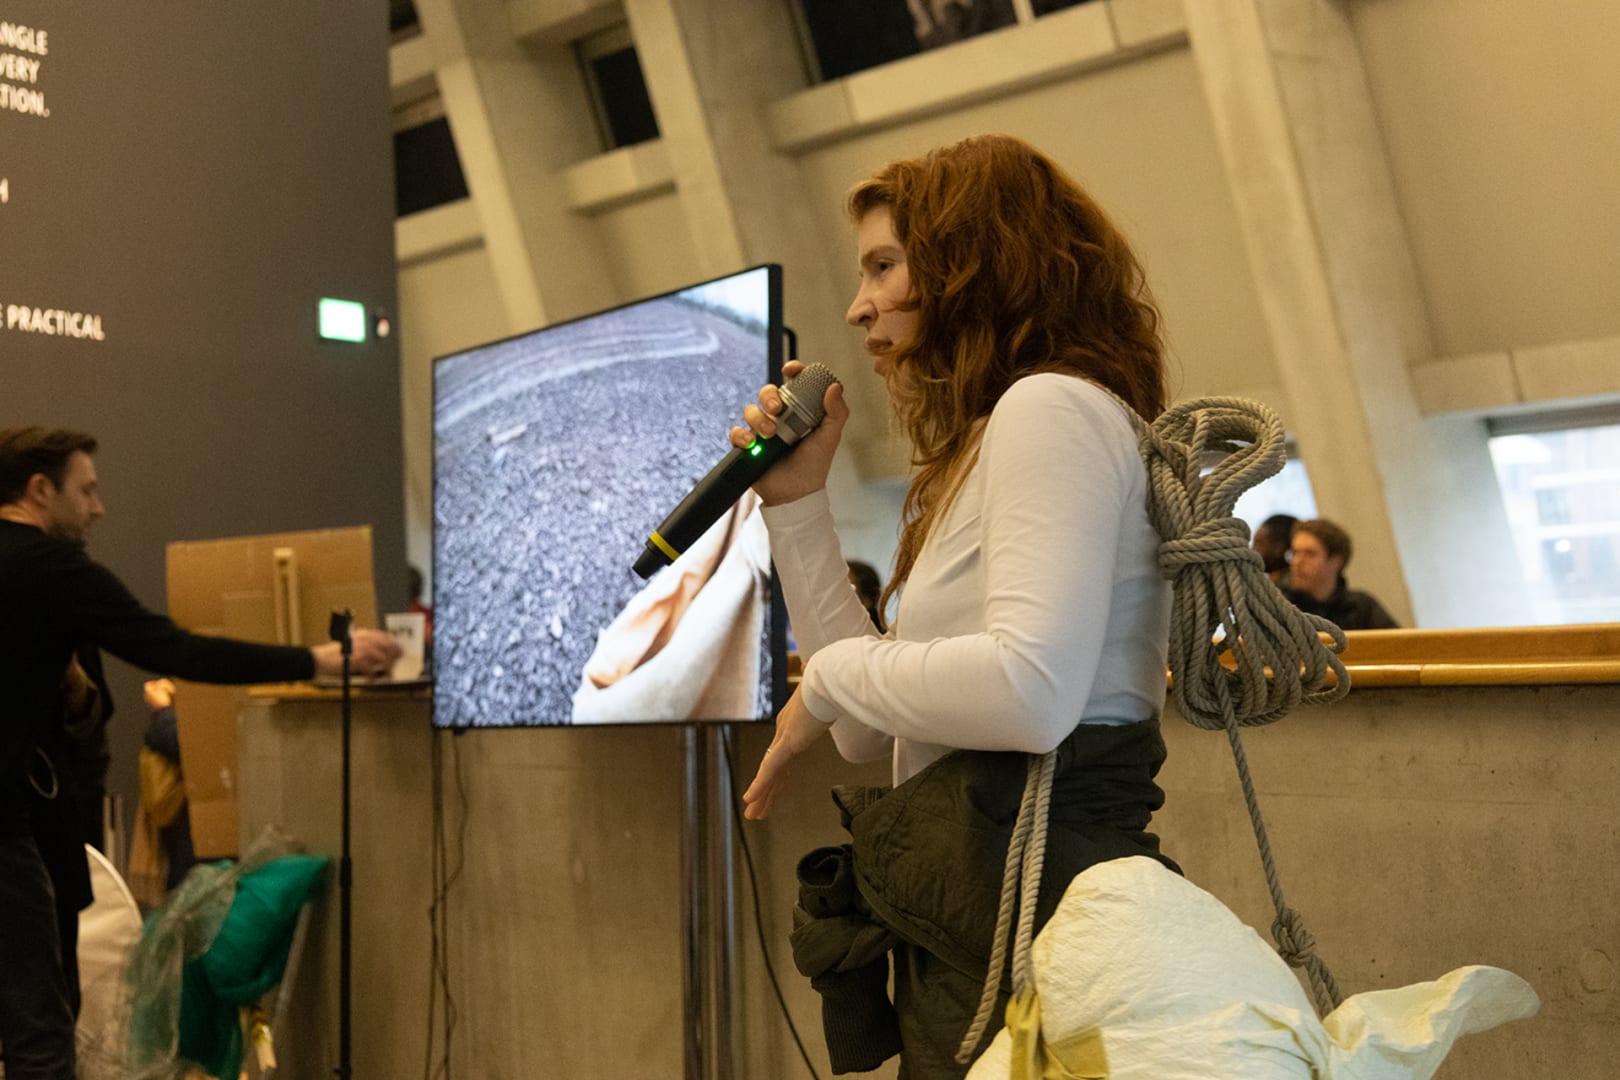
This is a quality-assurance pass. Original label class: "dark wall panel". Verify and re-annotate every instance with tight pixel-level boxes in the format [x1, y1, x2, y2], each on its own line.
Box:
[0, 3, 403, 829]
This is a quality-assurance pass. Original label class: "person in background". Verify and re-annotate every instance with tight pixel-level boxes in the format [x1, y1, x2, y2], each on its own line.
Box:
[1286, 517, 1399, 630]
[846, 559, 886, 632]
[0, 426, 400, 1080]
[139, 678, 197, 891]
[1253, 513, 1299, 586]
[734, 135, 1177, 1076]
[407, 563, 434, 646]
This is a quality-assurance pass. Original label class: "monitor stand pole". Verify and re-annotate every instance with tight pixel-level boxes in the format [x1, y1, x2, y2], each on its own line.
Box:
[681, 724, 739, 1080]
[330, 609, 356, 1080]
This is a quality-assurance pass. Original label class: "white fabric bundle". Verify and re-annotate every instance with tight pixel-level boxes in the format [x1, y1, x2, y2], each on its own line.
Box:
[966, 857, 1538, 1079]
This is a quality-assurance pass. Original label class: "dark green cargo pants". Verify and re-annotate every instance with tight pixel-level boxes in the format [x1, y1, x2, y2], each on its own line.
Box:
[792, 720, 1179, 1078]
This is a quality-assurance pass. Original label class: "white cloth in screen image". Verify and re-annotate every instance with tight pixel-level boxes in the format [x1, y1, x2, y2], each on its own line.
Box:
[572, 494, 771, 724]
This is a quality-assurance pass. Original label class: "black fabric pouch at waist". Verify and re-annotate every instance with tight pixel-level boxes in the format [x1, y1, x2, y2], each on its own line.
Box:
[835, 719, 1179, 989]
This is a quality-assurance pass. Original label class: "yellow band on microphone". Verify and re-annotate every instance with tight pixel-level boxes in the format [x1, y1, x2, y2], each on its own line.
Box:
[648, 531, 680, 562]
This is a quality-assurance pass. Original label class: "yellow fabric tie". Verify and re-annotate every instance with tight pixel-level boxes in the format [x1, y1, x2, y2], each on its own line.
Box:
[1005, 992, 1108, 1079]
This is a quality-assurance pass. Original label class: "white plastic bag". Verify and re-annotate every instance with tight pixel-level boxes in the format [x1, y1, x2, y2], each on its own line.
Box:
[966, 857, 1539, 1079]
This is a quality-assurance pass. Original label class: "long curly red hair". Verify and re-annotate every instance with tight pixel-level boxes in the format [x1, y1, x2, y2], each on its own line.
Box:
[849, 135, 1166, 612]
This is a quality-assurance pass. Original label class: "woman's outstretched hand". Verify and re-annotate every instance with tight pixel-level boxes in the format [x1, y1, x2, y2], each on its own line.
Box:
[729, 360, 849, 507]
[742, 685, 831, 820]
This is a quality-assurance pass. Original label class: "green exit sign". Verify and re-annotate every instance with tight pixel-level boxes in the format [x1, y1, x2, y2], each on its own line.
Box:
[318, 297, 367, 343]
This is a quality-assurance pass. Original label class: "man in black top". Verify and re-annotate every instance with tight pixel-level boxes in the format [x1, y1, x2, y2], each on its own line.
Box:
[0, 427, 400, 1080]
[1286, 517, 1400, 631]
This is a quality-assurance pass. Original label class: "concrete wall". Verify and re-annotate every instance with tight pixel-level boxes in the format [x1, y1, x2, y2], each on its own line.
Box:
[1349, 0, 1620, 359]
[2, 0, 404, 842]
[788, 45, 1287, 411]
[1154, 685, 1620, 1074]
[589, 190, 708, 307]
[397, 236, 512, 591]
[1349, 0, 1620, 419]
[236, 697, 888, 1078]
[239, 680, 1620, 1077]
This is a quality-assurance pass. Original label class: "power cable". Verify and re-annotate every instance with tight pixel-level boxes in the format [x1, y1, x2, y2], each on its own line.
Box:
[720, 727, 826, 1080]
[424, 728, 469, 1080]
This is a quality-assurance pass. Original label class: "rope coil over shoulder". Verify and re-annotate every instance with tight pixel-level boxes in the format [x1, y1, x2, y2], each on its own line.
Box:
[956, 394, 1352, 1065]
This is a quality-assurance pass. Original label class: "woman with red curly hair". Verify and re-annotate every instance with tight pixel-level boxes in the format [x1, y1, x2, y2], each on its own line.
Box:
[736, 135, 1179, 1076]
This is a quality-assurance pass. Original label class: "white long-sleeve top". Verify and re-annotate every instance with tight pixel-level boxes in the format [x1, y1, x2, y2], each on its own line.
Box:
[761, 372, 1171, 787]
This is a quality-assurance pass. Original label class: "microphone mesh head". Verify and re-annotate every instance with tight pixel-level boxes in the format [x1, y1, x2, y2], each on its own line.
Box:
[782, 363, 839, 425]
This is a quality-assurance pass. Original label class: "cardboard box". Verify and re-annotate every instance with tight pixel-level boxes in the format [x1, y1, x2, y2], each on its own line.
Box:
[166, 526, 376, 857]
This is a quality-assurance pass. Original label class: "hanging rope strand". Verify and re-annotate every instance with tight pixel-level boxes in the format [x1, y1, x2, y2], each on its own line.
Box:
[956, 391, 1351, 1064]
[956, 753, 1049, 1063]
[1223, 713, 1341, 1014]
[1011, 752, 1055, 996]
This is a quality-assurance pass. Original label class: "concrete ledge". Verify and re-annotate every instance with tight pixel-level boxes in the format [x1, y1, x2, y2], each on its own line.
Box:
[391, 2, 621, 104]
[1514, 334, 1620, 403]
[768, 0, 1187, 153]
[1411, 351, 1520, 415]
[507, 0, 623, 46]
[395, 198, 483, 267]
[562, 139, 675, 213]
[389, 33, 437, 108]
[1415, 335, 1620, 416]
[1107, 0, 1188, 48]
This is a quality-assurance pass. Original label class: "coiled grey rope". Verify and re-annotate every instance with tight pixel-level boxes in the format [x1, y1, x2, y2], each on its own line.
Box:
[956, 394, 1351, 1065]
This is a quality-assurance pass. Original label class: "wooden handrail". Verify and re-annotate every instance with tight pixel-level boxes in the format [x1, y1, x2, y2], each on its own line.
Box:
[248, 624, 1620, 700]
[1337, 623, 1620, 664]
[1331, 624, 1620, 688]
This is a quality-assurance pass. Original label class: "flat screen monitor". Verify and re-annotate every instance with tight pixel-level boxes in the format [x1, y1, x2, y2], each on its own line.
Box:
[432, 265, 786, 728]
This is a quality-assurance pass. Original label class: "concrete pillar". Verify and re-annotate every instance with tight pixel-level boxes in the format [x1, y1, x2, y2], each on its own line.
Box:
[624, 0, 906, 476]
[1185, 0, 1529, 627]
[414, 0, 616, 330]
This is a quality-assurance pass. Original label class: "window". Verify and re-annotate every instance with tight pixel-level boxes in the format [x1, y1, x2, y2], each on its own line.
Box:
[795, 0, 1018, 82]
[1233, 456, 1319, 538]
[577, 25, 659, 151]
[394, 104, 470, 217]
[1488, 411, 1620, 625]
[389, 0, 420, 40]
[792, 0, 1102, 81]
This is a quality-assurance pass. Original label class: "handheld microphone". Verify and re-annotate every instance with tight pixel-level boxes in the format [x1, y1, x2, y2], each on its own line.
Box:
[633, 363, 840, 579]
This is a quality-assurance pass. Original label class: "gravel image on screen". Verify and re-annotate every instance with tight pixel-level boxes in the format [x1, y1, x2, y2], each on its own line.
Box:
[433, 276, 774, 727]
